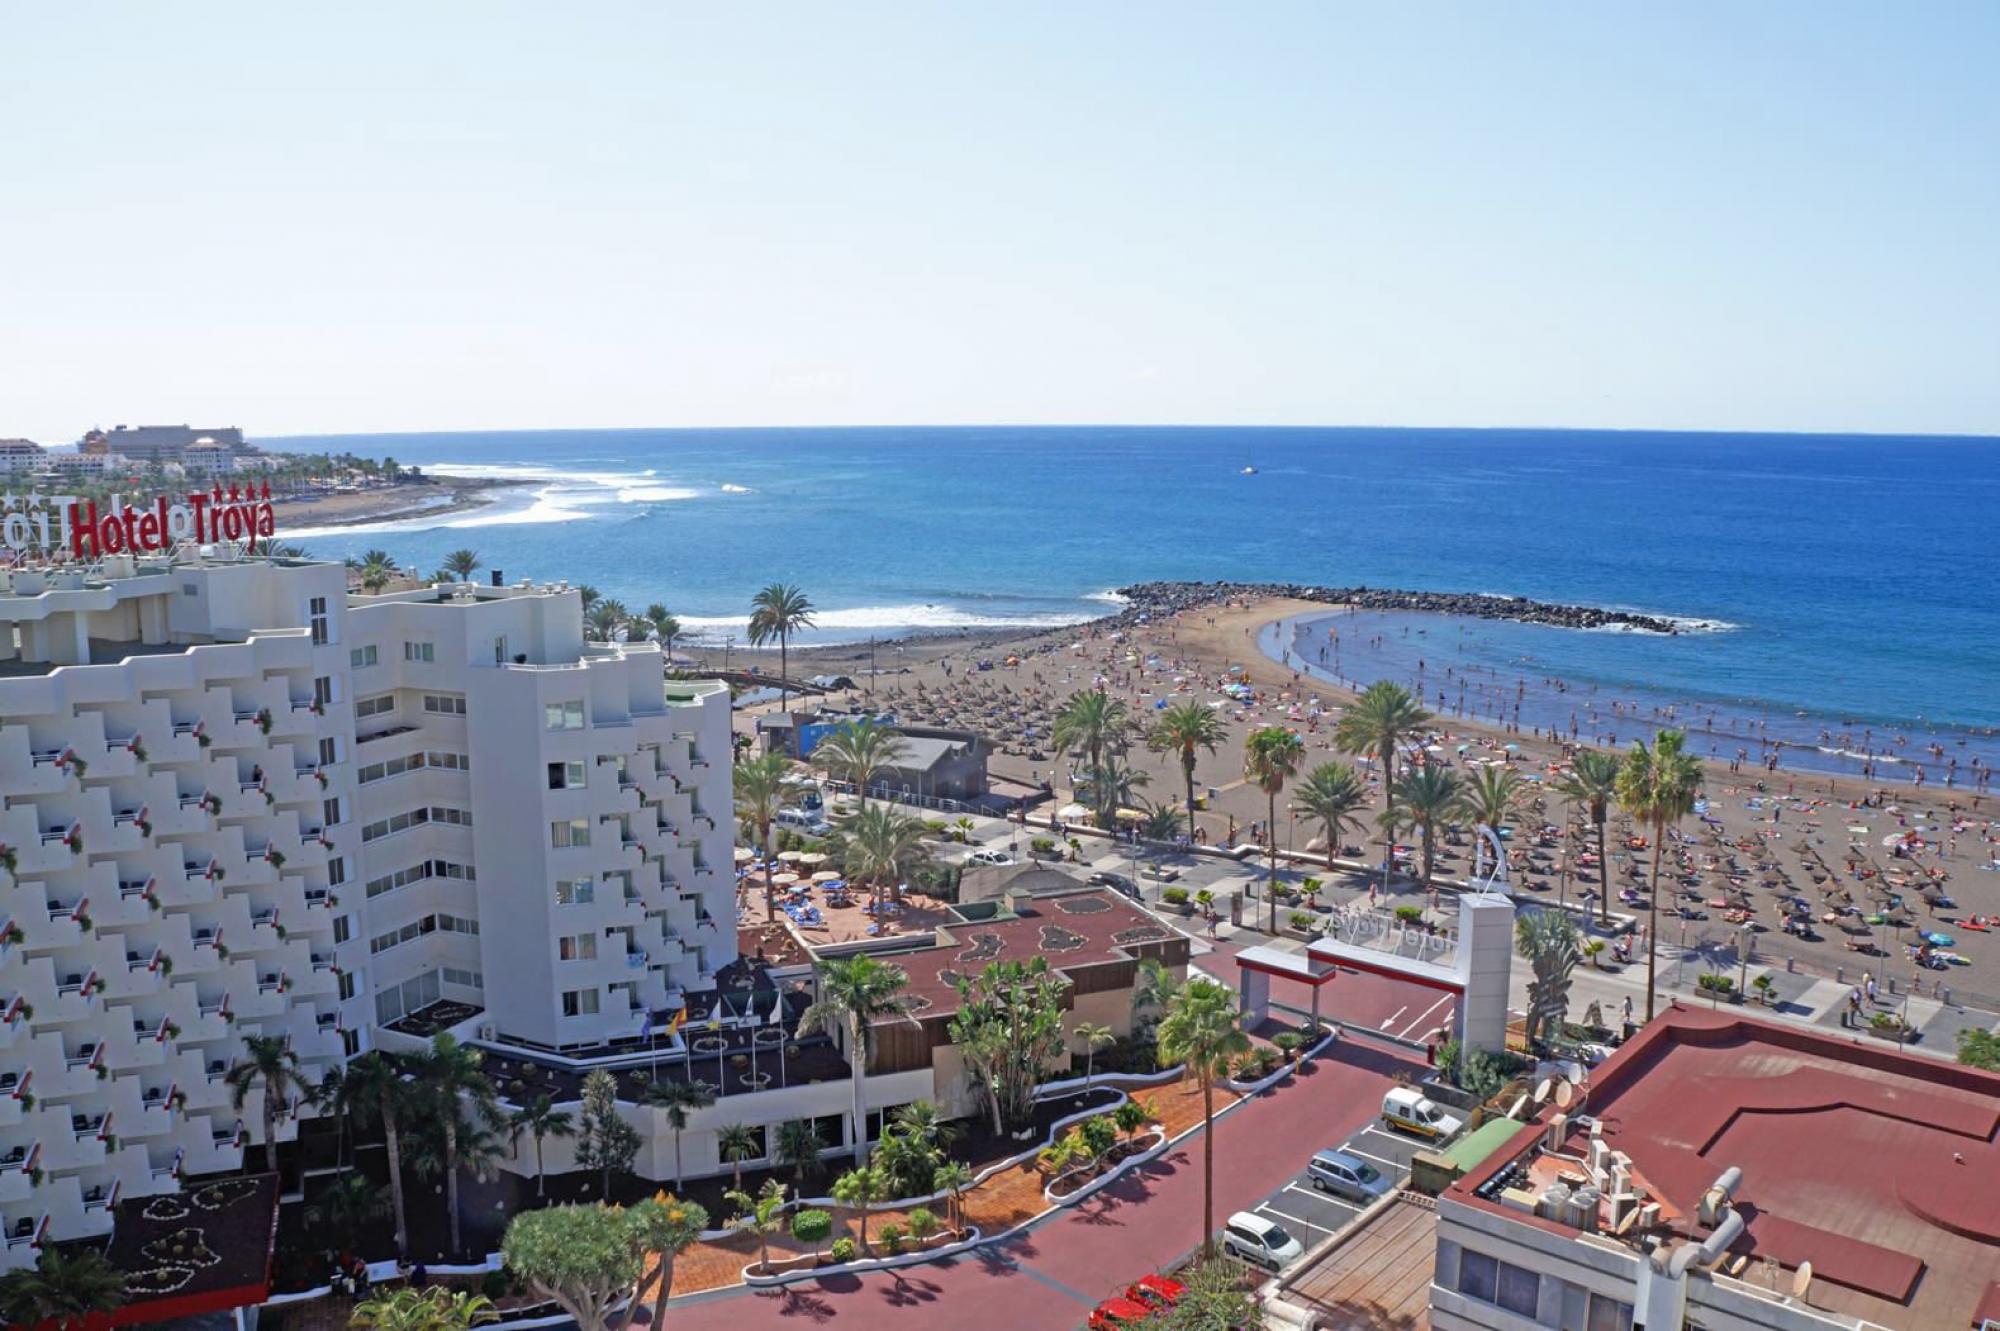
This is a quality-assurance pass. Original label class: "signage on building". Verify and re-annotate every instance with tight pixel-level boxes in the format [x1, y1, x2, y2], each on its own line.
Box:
[0, 483, 277, 559]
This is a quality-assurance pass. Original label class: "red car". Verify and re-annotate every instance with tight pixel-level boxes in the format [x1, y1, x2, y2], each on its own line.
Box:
[1125, 1274, 1187, 1310]
[1087, 1295, 1154, 1329]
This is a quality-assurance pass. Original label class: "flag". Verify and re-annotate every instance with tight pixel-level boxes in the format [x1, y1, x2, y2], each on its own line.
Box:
[639, 1010, 655, 1040]
[668, 1007, 687, 1036]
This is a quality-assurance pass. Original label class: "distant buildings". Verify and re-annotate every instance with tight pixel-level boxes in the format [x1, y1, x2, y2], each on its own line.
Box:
[79, 426, 255, 469]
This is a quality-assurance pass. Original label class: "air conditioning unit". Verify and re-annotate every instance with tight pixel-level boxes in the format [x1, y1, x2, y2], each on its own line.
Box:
[477, 1024, 496, 1041]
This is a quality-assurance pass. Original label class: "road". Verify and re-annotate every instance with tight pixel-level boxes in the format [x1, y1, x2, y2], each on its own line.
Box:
[666, 1039, 1423, 1330]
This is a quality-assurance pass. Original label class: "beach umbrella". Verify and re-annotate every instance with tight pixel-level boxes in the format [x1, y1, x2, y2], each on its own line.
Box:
[777, 850, 807, 863]
[771, 872, 801, 886]
[734, 847, 756, 863]
[812, 870, 841, 882]
[797, 852, 828, 866]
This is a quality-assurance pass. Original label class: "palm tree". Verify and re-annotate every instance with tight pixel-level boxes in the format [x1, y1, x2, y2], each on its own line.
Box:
[717, 1123, 763, 1190]
[734, 751, 792, 921]
[1388, 767, 1462, 892]
[801, 955, 910, 1166]
[724, 1179, 789, 1273]
[1556, 748, 1623, 925]
[645, 603, 682, 659]
[1073, 1022, 1115, 1085]
[0, 1248, 126, 1331]
[586, 599, 629, 643]
[1074, 755, 1151, 829]
[644, 1079, 716, 1188]
[814, 718, 911, 808]
[508, 1095, 574, 1198]
[305, 1171, 389, 1255]
[775, 1118, 826, 1186]
[337, 1051, 414, 1256]
[1459, 764, 1526, 882]
[931, 1159, 973, 1234]
[1051, 690, 1130, 798]
[352, 549, 398, 595]
[442, 548, 482, 581]
[830, 1165, 886, 1252]
[1618, 730, 1703, 1021]
[224, 1033, 303, 1178]
[1332, 680, 1433, 866]
[575, 584, 601, 610]
[1243, 727, 1307, 931]
[1290, 761, 1368, 871]
[1155, 977, 1250, 1259]
[1148, 701, 1228, 830]
[412, 1034, 499, 1258]
[747, 583, 815, 707]
[838, 803, 931, 911]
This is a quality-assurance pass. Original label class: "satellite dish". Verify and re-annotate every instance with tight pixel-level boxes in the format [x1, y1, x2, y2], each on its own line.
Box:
[1534, 1078, 1553, 1104]
[1791, 1262, 1813, 1302]
[1508, 1093, 1530, 1120]
[1554, 1080, 1575, 1109]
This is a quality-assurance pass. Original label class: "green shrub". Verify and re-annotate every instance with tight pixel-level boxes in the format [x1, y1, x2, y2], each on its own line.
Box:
[878, 1221, 904, 1254]
[1079, 1114, 1118, 1159]
[1394, 904, 1425, 924]
[1030, 836, 1057, 854]
[1232, 1051, 1267, 1080]
[1273, 1031, 1302, 1054]
[829, 1236, 857, 1263]
[1288, 911, 1315, 932]
[1113, 1099, 1149, 1137]
[791, 1208, 832, 1254]
[480, 1269, 511, 1301]
[906, 1208, 938, 1241]
[1697, 973, 1734, 994]
[1161, 886, 1190, 906]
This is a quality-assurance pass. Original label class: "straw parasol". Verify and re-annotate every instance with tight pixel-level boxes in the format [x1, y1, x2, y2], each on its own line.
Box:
[770, 872, 801, 887]
[797, 852, 829, 866]
[734, 847, 756, 864]
[811, 870, 841, 883]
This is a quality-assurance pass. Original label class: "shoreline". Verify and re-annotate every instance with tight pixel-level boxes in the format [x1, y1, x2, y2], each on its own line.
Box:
[271, 475, 533, 532]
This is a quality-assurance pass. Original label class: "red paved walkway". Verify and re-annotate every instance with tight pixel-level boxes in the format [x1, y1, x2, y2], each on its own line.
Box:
[664, 1039, 1423, 1330]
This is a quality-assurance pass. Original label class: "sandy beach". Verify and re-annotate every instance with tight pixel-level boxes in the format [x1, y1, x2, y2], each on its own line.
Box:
[704, 594, 2000, 1011]
[268, 474, 532, 532]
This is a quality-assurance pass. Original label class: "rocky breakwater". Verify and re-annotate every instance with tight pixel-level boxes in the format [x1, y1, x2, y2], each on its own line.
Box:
[1111, 581, 1685, 635]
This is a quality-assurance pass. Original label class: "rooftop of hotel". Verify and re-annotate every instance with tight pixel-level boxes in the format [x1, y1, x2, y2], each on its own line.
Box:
[870, 886, 1187, 1023]
[1454, 1005, 2000, 1330]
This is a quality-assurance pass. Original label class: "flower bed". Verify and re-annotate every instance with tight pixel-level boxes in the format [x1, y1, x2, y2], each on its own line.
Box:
[742, 1226, 980, 1287]
[1045, 1126, 1168, 1204]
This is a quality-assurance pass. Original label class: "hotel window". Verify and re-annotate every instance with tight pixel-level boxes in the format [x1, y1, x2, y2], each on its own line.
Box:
[1586, 1294, 1634, 1331]
[323, 796, 344, 827]
[555, 878, 595, 906]
[546, 700, 586, 731]
[558, 934, 597, 962]
[362, 807, 431, 842]
[551, 818, 591, 848]
[1456, 1250, 1540, 1320]
[430, 806, 472, 827]
[423, 693, 466, 716]
[548, 760, 587, 790]
[404, 641, 435, 663]
[309, 596, 329, 645]
[444, 966, 483, 989]
[314, 675, 335, 707]
[427, 751, 470, 772]
[341, 1030, 361, 1058]
[1458, 1251, 1497, 1304]
[431, 859, 475, 881]
[327, 857, 346, 886]
[332, 914, 352, 945]
[350, 645, 378, 669]
[609, 980, 640, 1011]
[366, 863, 431, 899]
[562, 988, 600, 1017]
[437, 912, 478, 936]
[356, 694, 395, 719]
[338, 971, 358, 1001]
[359, 753, 426, 785]
[318, 736, 338, 767]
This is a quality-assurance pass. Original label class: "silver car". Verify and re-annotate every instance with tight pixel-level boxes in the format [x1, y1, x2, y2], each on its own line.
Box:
[1307, 1149, 1393, 1204]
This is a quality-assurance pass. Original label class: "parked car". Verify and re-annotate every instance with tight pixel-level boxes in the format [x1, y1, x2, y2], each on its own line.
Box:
[1124, 1273, 1186, 1310]
[1221, 1212, 1304, 1272]
[1087, 1294, 1154, 1329]
[1380, 1087, 1464, 1142]
[1087, 871, 1141, 900]
[1307, 1149, 1394, 1204]
[965, 847, 1017, 867]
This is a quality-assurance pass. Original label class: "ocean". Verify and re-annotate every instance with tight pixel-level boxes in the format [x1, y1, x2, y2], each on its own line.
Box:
[271, 426, 1999, 768]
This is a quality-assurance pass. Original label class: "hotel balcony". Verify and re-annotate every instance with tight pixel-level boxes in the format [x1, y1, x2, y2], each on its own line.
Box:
[0, 1145, 40, 1205]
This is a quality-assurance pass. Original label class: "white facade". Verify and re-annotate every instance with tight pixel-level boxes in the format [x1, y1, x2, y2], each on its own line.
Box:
[0, 551, 736, 1264]
[0, 442, 47, 474]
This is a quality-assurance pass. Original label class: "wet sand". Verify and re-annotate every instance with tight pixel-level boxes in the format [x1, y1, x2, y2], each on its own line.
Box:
[269, 475, 532, 531]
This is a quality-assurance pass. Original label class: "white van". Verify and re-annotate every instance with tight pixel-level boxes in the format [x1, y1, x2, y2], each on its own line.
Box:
[775, 807, 831, 837]
[1380, 1086, 1464, 1142]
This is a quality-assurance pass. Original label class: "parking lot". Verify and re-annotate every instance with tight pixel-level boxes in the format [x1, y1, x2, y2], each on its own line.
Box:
[1232, 1107, 1432, 1268]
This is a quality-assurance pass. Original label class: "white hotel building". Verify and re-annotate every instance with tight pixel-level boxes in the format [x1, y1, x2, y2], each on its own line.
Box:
[0, 546, 734, 1262]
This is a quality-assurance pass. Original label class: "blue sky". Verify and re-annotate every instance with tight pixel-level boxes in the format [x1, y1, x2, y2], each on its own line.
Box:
[3, 3, 1996, 439]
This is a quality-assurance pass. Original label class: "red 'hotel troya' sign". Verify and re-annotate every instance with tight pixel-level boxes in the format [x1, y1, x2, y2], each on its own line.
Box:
[53, 483, 278, 558]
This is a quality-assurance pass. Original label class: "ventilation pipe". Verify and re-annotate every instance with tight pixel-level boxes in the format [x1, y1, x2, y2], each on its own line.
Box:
[1669, 1210, 1746, 1277]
